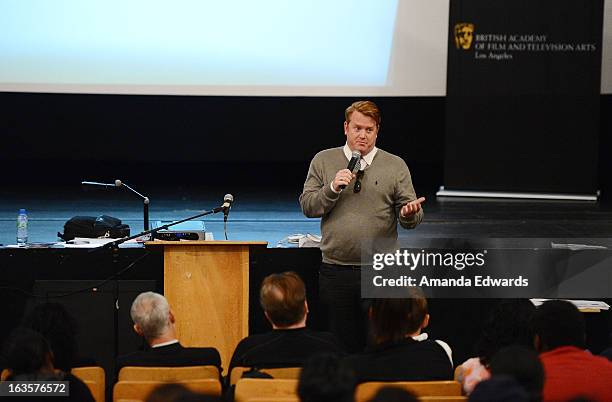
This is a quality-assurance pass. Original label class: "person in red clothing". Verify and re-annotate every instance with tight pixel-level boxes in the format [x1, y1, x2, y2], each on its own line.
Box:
[534, 300, 612, 402]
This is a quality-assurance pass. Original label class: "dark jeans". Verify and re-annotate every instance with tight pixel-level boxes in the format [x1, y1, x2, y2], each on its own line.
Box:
[318, 263, 370, 353]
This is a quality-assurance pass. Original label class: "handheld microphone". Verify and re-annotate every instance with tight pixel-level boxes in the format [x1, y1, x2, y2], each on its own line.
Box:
[340, 151, 361, 190]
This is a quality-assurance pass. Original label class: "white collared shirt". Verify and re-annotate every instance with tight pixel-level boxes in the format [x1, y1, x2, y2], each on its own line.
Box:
[151, 339, 179, 348]
[343, 143, 378, 171]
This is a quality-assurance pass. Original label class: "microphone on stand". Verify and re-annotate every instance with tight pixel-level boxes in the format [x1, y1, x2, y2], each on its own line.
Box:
[222, 194, 233, 240]
[222, 194, 233, 222]
[339, 150, 361, 190]
[81, 179, 150, 231]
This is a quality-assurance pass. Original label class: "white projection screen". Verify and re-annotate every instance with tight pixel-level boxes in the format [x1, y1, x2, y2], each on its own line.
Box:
[1, 0, 610, 96]
[0, 0, 450, 96]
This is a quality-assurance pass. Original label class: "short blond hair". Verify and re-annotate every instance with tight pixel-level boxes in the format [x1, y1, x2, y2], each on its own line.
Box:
[345, 100, 381, 127]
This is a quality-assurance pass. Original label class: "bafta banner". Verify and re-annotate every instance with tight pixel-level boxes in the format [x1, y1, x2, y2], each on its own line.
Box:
[443, 0, 603, 197]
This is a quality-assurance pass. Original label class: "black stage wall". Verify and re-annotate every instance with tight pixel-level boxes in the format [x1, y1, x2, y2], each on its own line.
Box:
[0, 94, 443, 194]
[1, 93, 610, 199]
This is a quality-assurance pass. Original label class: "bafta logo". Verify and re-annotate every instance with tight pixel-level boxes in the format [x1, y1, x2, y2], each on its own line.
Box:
[454, 23, 475, 50]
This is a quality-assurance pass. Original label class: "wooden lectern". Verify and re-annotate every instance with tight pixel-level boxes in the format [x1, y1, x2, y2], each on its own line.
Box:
[146, 241, 267, 374]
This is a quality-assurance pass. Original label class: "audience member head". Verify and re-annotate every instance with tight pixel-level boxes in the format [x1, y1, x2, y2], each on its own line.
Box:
[533, 300, 585, 352]
[489, 345, 544, 402]
[146, 383, 221, 402]
[259, 271, 308, 329]
[2, 327, 56, 379]
[368, 386, 418, 402]
[130, 292, 176, 345]
[146, 383, 192, 402]
[22, 302, 78, 372]
[298, 353, 355, 402]
[369, 287, 429, 345]
[469, 375, 529, 402]
[475, 299, 536, 366]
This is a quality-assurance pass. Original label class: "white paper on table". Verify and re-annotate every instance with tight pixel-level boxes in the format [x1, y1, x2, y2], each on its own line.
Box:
[62, 237, 143, 248]
[530, 298, 610, 310]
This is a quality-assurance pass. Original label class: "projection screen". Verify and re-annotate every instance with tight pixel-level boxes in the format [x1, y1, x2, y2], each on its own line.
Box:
[0, 0, 450, 96]
[1, 0, 610, 95]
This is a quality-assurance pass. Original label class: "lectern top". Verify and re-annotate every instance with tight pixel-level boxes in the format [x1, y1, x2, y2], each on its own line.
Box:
[145, 240, 268, 246]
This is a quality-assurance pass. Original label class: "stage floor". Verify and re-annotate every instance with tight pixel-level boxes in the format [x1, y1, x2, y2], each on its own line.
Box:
[1, 185, 611, 247]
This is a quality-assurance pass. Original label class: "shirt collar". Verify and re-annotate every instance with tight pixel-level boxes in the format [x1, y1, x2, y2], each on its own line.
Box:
[151, 339, 179, 348]
[343, 143, 378, 169]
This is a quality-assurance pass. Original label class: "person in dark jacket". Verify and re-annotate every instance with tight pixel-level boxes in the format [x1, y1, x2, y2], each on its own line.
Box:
[345, 287, 453, 382]
[116, 292, 220, 373]
[1, 327, 94, 402]
[229, 272, 345, 373]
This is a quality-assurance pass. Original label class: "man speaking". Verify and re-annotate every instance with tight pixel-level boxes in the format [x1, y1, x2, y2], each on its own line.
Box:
[299, 100, 424, 352]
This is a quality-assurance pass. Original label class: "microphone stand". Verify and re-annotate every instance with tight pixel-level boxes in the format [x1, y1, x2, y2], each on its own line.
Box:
[81, 180, 150, 231]
[92, 203, 226, 252]
[115, 180, 150, 231]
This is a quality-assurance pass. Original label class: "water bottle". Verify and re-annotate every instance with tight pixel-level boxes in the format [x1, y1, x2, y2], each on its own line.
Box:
[17, 208, 28, 245]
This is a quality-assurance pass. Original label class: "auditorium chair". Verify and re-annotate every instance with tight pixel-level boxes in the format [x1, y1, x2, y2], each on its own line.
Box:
[0, 369, 9, 381]
[118, 365, 220, 381]
[113, 378, 221, 402]
[355, 381, 462, 401]
[234, 378, 299, 402]
[230, 366, 301, 385]
[237, 397, 466, 402]
[239, 398, 299, 402]
[72, 366, 106, 402]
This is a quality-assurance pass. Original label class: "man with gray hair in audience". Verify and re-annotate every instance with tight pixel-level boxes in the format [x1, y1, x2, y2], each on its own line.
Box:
[116, 291, 221, 373]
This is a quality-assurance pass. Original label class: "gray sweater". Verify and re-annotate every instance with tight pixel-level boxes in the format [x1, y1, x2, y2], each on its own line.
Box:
[299, 147, 423, 265]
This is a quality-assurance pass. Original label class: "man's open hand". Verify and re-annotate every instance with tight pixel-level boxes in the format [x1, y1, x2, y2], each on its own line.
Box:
[400, 197, 426, 218]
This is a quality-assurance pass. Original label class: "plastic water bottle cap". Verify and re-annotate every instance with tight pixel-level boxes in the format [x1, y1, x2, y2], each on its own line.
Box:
[19, 208, 26, 214]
